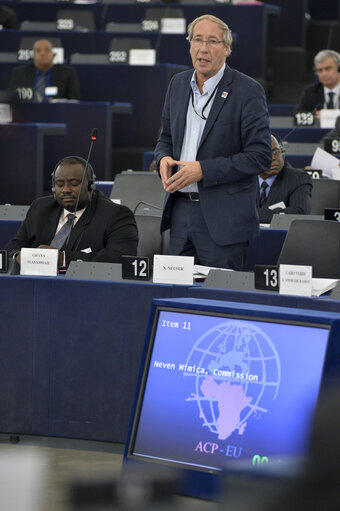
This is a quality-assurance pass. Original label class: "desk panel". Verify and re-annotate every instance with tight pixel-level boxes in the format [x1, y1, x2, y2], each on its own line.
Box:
[1, 2, 279, 78]
[12, 102, 118, 185]
[0, 123, 66, 204]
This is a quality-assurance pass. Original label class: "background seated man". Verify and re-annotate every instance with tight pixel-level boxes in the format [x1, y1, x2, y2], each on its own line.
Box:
[257, 135, 313, 224]
[6, 156, 138, 268]
[296, 49, 340, 115]
[9, 39, 80, 101]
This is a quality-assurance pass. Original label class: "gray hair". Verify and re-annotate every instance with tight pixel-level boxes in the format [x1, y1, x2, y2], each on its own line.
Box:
[314, 49, 340, 68]
[187, 15, 232, 56]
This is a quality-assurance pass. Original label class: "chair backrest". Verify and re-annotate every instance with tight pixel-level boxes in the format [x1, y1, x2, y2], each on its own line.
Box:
[277, 219, 340, 278]
[310, 178, 340, 215]
[110, 38, 151, 52]
[270, 214, 323, 230]
[135, 214, 163, 259]
[110, 171, 165, 215]
[0, 205, 29, 220]
[144, 7, 184, 20]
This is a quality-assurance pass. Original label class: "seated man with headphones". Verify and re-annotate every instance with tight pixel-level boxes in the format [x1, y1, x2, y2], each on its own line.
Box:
[6, 156, 138, 268]
[257, 135, 313, 224]
[296, 49, 340, 114]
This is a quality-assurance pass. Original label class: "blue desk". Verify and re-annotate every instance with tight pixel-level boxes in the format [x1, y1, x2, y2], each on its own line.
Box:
[0, 62, 186, 147]
[11, 101, 129, 188]
[1, 2, 279, 78]
[0, 123, 66, 204]
[0, 273, 339, 444]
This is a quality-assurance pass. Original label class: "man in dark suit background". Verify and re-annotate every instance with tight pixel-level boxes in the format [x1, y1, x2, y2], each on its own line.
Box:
[9, 39, 80, 101]
[296, 49, 340, 114]
[257, 135, 313, 224]
[6, 156, 138, 268]
[155, 14, 272, 270]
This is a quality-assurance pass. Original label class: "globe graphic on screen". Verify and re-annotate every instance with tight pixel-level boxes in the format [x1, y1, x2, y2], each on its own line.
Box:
[184, 320, 281, 440]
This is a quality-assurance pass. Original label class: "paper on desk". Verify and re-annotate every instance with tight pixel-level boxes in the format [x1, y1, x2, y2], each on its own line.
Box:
[194, 264, 234, 276]
[311, 147, 340, 178]
[311, 278, 339, 297]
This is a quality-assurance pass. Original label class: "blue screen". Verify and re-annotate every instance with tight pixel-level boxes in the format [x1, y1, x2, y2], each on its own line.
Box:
[130, 309, 329, 472]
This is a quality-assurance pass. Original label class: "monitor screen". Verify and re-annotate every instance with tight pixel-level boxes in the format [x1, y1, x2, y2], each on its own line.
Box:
[124, 298, 336, 498]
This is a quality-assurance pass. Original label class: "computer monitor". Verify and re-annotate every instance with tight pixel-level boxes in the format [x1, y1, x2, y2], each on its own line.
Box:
[124, 298, 340, 500]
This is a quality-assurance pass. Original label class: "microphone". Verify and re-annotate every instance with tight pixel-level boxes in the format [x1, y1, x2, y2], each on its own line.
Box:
[64, 128, 98, 249]
[282, 104, 323, 144]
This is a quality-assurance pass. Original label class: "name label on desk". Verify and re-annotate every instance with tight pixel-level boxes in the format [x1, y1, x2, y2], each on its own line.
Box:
[20, 248, 58, 276]
[161, 18, 186, 34]
[279, 264, 312, 296]
[294, 111, 315, 126]
[320, 109, 340, 129]
[0, 250, 8, 273]
[324, 138, 340, 154]
[153, 255, 194, 285]
[129, 49, 156, 66]
[324, 208, 340, 222]
[122, 255, 150, 280]
[254, 265, 279, 291]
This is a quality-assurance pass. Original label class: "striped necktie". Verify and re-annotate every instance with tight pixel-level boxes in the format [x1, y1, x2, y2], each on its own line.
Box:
[259, 181, 269, 207]
[35, 71, 46, 102]
[50, 213, 74, 250]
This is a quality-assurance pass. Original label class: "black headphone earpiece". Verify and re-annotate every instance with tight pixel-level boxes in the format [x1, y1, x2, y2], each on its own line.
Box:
[51, 155, 97, 194]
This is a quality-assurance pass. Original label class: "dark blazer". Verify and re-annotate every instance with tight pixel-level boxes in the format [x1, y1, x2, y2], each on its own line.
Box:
[296, 82, 326, 112]
[9, 63, 81, 100]
[257, 162, 313, 224]
[154, 65, 272, 246]
[5, 190, 138, 266]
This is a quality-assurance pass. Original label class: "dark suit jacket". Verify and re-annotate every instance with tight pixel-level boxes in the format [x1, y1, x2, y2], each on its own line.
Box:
[5, 190, 138, 266]
[257, 162, 313, 224]
[296, 82, 326, 111]
[9, 63, 81, 100]
[154, 65, 272, 246]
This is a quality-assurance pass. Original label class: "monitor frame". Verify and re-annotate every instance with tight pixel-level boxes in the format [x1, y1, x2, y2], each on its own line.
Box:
[123, 297, 340, 500]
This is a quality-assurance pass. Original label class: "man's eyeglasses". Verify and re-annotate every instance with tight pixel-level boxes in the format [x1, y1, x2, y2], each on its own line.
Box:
[272, 148, 283, 157]
[191, 37, 225, 48]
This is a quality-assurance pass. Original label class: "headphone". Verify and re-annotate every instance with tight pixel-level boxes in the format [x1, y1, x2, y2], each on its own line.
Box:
[270, 132, 286, 161]
[51, 155, 96, 195]
[313, 50, 340, 74]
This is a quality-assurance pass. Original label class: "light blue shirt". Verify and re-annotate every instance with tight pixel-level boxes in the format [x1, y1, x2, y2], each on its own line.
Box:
[179, 64, 226, 193]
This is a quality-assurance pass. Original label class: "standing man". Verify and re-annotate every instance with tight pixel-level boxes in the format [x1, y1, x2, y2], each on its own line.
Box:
[9, 39, 80, 101]
[296, 49, 340, 112]
[155, 14, 272, 270]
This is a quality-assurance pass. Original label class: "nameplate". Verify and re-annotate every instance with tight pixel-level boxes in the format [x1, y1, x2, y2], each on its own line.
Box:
[153, 255, 194, 285]
[122, 255, 150, 280]
[16, 87, 34, 101]
[17, 48, 33, 62]
[320, 109, 340, 129]
[0, 250, 8, 273]
[129, 49, 156, 66]
[254, 265, 279, 291]
[20, 248, 58, 276]
[161, 18, 186, 34]
[324, 208, 340, 222]
[0, 104, 12, 123]
[306, 169, 322, 179]
[56, 18, 74, 31]
[294, 111, 315, 126]
[279, 264, 312, 296]
[324, 138, 340, 155]
[141, 19, 159, 32]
